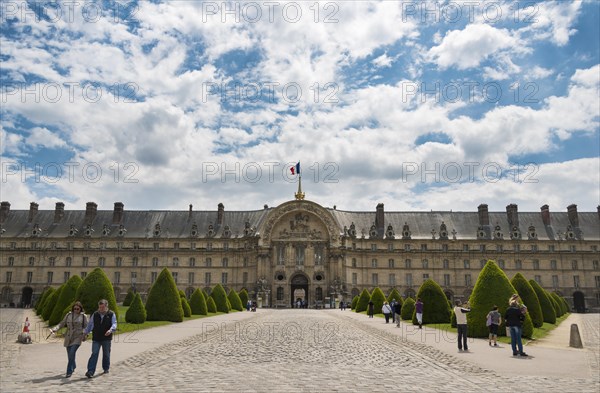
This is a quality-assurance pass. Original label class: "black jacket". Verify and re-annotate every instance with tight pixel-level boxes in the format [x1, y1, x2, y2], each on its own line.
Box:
[504, 306, 525, 327]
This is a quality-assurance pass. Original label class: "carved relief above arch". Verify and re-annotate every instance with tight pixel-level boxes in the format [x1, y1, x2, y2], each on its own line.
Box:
[259, 200, 340, 246]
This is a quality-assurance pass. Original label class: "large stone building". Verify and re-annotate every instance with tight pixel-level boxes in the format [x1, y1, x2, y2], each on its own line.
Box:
[1, 196, 599, 312]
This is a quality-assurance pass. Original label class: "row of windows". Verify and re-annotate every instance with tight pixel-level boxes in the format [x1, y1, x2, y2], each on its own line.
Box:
[275, 244, 325, 265]
[3, 270, 250, 286]
[6, 256, 251, 268]
[7, 241, 252, 251]
[351, 258, 600, 271]
[358, 243, 595, 252]
[348, 272, 597, 289]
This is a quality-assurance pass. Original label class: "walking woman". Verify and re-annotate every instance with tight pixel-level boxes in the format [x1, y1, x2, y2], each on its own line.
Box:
[50, 301, 88, 377]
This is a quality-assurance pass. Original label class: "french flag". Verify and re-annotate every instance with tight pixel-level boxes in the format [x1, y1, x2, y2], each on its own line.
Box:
[290, 162, 300, 175]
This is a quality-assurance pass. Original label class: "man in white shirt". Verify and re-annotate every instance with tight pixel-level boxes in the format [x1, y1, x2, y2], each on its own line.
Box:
[453, 300, 471, 352]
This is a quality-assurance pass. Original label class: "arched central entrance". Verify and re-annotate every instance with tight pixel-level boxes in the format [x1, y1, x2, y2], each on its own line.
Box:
[290, 273, 309, 308]
[20, 287, 33, 307]
[573, 291, 585, 313]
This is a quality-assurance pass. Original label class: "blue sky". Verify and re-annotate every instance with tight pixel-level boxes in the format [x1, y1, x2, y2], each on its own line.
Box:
[1, 1, 598, 213]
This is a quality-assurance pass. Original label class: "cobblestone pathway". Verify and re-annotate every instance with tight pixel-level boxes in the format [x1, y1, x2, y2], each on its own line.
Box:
[1, 309, 598, 392]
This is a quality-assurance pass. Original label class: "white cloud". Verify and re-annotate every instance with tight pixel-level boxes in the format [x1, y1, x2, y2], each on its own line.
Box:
[372, 53, 393, 68]
[26, 127, 68, 150]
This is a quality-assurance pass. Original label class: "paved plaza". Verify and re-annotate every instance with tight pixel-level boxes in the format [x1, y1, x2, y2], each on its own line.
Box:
[1, 308, 598, 392]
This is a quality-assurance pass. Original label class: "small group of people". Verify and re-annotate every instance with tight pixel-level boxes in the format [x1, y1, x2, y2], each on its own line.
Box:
[246, 300, 257, 312]
[49, 299, 117, 378]
[339, 301, 347, 311]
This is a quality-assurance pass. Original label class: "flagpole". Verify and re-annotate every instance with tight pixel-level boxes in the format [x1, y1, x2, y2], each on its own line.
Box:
[294, 161, 305, 200]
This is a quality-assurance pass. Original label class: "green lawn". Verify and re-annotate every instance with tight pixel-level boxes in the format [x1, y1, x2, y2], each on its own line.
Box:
[423, 313, 571, 344]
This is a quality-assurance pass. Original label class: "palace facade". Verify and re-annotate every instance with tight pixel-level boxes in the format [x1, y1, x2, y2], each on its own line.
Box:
[1, 198, 599, 312]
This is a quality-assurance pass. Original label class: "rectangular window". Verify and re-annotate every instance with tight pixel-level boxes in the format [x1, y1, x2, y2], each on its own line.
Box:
[498, 260, 505, 269]
[422, 273, 429, 282]
[151, 272, 158, 283]
[81, 272, 87, 279]
[372, 273, 378, 285]
[5, 271, 12, 283]
[314, 244, 324, 265]
[153, 242, 159, 250]
[552, 275, 559, 289]
[592, 245, 598, 252]
[422, 259, 429, 269]
[295, 245, 305, 265]
[514, 244, 520, 252]
[221, 272, 228, 284]
[573, 275, 580, 288]
[83, 242, 90, 250]
[117, 242, 123, 250]
[82, 257, 88, 267]
[27, 271, 33, 283]
[442, 244, 448, 252]
[133, 242, 140, 249]
[29, 257, 34, 266]
[132, 257, 138, 267]
[205, 272, 212, 284]
[444, 274, 451, 287]
[116, 257, 122, 267]
[389, 274, 395, 286]
[572, 260, 578, 270]
[593, 261, 599, 270]
[388, 243, 394, 251]
[131, 272, 137, 283]
[595, 276, 600, 288]
[206, 258, 212, 267]
[243, 272, 248, 284]
[352, 273, 357, 285]
[406, 273, 413, 287]
[352, 258, 357, 268]
[371, 259, 377, 268]
[172, 272, 178, 284]
[64, 271, 70, 283]
[388, 259, 394, 268]
[405, 259, 412, 269]
[480, 244, 486, 252]
[243, 257, 248, 267]
[371, 244, 377, 251]
[405, 244, 411, 252]
[98, 257, 105, 267]
[548, 245, 555, 252]
[533, 260, 540, 270]
[222, 258, 228, 268]
[223, 242, 229, 251]
[66, 257, 72, 267]
[465, 274, 472, 287]
[189, 257, 196, 267]
[207, 243, 212, 251]
[49, 257, 55, 267]
[421, 244, 427, 251]
[352, 243, 356, 250]
[551, 260, 557, 270]
[50, 242, 56, 249]
[515, 260, 522, 270]
[463, 260, 470, 269]
[174, 242, 179, 250]
[10, 242, 16, 249]
[443, 259, 449, 269]
[463, 244, 469, 251]
[100, 242, 106, 250]
[8, 257, 14, 266]
[496, 245, 503, 252]
[152, 257, 159, 267]
[190, 242, 196, 250]
[480, 259, 486, 269]
[277, 244, 286, 265]
[173, 257, 179, 267]
[114, 272, 120, 284]
[570, 245, 576, 252]
[47, 271, 53, 284]
[535, 275, 542, 285]
[531, 245, 538, 252]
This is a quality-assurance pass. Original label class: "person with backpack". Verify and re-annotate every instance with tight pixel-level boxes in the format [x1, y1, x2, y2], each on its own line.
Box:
[50, 301, 88, 378]
[83, 299, 117, 377]
[382, 301, 393, 323]
[486, 306, 502, 347]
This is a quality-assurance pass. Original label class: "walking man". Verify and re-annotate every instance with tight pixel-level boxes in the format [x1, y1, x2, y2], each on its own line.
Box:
[453, 300, 471, 351]
[84, 299, 117, 378]
[415, 298, 424, 328]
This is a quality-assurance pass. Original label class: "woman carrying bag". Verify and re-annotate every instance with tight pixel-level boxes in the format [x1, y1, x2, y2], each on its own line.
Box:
[50, 301, 88, 378]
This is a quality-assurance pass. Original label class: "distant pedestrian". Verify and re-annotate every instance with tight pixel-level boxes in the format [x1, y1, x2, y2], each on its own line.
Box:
[390, 299, 397, 323]
[486, 306, 502, 347]
[246, 300, 251, 312]
[453, 300, 471, 351]
[505, 294, 528, 357]
[50, 301, 87, 378]
[394, 301, 402, 327]
[367, 301, 374, 318]
[415, 298, 424, 328]
[382, 302, 392, 323]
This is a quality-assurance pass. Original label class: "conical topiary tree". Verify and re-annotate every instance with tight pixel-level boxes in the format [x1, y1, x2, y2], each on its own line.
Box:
[548, 291, 562, 317]
[226, 296, 232, 311]
[210, 284, 229, 313]
[351, 295, 359, 310]
[401, 297, 415, 320]
[190, 288, 208, 315]
[42, 285, 64, 321]
[207, 296, 217, 313]
[123, 289, 135, 306]
[49, 275, 83, 325]
[511, 273, 543, 328]
[558, 295, 570, 314]
[145, 268, 184, 322]
[529, 280, 556, 324]
[369, 287, 386, 315]
[467, 260, 517, 337]
[35, 288, 49, 313]
[355, 289, 371, 313]
[36, 287, 55, 316]
[181, 297, 192, 317]
[75, 268, 119, 320]
[387, 288, 403, 306]
[125, 293, 147, 324]
[238, 289, 249, 309]
[178, 289, 186, 299]
[412, 279, 451, 325]
[228, 289, 243, 311]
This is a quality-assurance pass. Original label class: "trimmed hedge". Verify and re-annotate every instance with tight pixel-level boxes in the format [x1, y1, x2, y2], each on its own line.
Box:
[125, 293, 147, 324]
[123, 289, 135, 306]
[511, 273, 543, 328]
[36, 287, 55, 316]
[207, 296, 217, 313]
[210, 284, 229, 313]
[355, 289, 371, 313]
[238, 289, 249, 309]
[529, 280, 556, 324]
[190, 288, 208, 315]
[35, 288, 50, 313]
[412, 279, 451, 325]
[369, 287, 386, 315]
[145, 268, 184, 322]
[387, 288, 403, 306]
[49, 275, 83, 326]
[548, 292, 562, 317]
[42, 285, 63, 321]
[181, 297, 192, 317]
[401, 297, 415, 320]
[351, 295, 359, 310]
[558, 295, 570, 314]
[228, 289, 243, 311]
[75, 268, 119, 320]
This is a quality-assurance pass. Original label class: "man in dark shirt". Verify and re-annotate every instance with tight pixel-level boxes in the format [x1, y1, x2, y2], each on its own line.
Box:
[505, 295, 528, 357]
[83, 299, 117, 377]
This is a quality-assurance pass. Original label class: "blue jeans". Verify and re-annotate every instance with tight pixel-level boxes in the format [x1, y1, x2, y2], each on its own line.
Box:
[509, 326, 523, 354]
[66, 344, 80, 375]
[87, 340, 111, 374]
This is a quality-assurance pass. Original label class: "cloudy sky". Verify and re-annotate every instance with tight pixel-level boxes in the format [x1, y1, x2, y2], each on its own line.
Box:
[1, 0, 598, 213]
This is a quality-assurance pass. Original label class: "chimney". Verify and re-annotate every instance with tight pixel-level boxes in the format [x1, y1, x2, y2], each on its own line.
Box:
[85, 202, 98, 225]
[112, 202, 124, 224]
[375, 203, 384, 235]
[189, 204, 193, 219]
[506, 204, 519, 228]
[54, 202, 65, 223]
[540, 205, 551, 226]
[567, 204, 579, 227]
[0, 201, 10, 224]
[217, 203, 224, 225]
[477, 204, 489, 226]
[28, 202, 39, 223]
